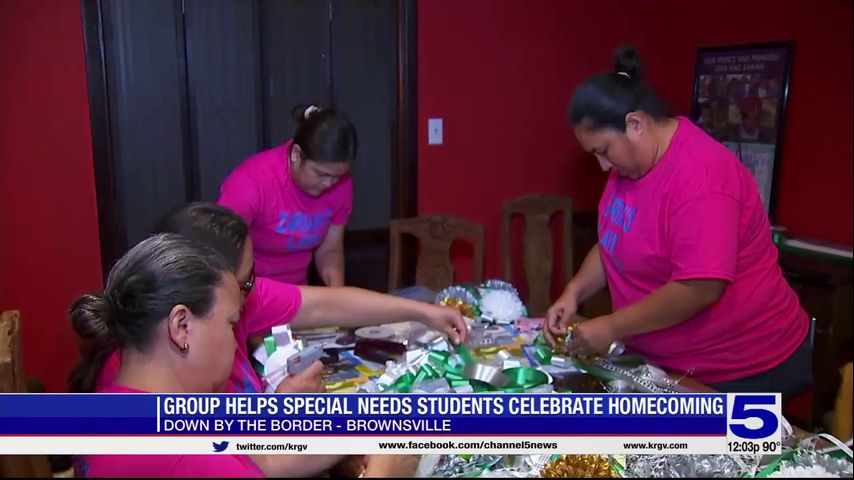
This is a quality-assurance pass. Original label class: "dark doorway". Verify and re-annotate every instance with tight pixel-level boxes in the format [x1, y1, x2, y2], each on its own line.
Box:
[82, 0, 417, 291]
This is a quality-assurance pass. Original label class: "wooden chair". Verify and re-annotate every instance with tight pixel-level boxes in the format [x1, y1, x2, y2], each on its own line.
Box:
[0, 310, 52, 477]
[388, 216, 485, 293]
[832, 362, 853, 441]
[502, 194, 573, 317]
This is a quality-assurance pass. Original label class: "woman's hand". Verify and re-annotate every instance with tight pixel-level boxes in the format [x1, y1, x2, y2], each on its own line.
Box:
[418, 304, 468, 345]
[544, 289, 580, 347]
[275, 360, 325, 393]
[565, 315, 619, 356]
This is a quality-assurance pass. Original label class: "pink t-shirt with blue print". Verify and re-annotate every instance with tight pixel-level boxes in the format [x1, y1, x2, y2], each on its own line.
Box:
[219, 140, 353, 285]
[95, 277, 302, 394]
[597, 117, 808, 384]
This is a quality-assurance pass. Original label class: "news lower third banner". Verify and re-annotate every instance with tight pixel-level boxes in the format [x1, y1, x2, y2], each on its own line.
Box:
[0, 393, 781, 455]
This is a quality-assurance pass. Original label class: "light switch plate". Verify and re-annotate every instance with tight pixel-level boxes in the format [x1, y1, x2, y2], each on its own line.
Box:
[428, 118, 443, 145]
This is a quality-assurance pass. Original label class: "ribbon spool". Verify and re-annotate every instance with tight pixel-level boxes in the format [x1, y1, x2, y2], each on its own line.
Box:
[464, 363, 509, 388]
[355, 326, 395, 341]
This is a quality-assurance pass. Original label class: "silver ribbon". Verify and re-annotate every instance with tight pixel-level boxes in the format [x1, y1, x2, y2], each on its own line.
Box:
[453, 384, 474, 394]
[463, 363, 510, 388]
[411, 378, 452, 394]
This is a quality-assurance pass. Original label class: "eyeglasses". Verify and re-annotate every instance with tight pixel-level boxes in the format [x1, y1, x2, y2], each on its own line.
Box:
[239, 264, 256, 294]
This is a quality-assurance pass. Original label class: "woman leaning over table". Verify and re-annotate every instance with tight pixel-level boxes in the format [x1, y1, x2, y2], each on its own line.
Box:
[69, 234, 420, 478]
[546, 46, 811, 400]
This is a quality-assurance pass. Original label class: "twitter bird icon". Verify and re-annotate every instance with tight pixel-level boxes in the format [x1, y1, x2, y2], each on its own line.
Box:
[212, 441, 229, 453]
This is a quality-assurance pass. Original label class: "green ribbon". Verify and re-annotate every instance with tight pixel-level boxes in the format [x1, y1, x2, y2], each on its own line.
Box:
[428, 350, 451, 365]
[455, 343, 477, 365]
[534, 345, 553, 365]
[380, 345, 550, 394]
[503, 367, 550, 390]
[534, 331, 550, 347]
[450, 379, 471, 389]
[427, 350, 464, 379]
[470, 380, 495, 393]
[383, 348, 465, 392]
[383, 371, 416, 393]
[263, 336, 277, 356]
[414, 364, 439, 384]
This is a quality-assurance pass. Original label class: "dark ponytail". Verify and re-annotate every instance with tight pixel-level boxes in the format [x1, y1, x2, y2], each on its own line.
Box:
[68, 234, 229, 392]
[290, 104, 357, 163]
[569, 45, 669, 131]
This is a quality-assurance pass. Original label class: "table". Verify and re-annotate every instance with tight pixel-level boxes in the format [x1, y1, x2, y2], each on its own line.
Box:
[306, 318, 822, 440]
[314, 324, 826, 478]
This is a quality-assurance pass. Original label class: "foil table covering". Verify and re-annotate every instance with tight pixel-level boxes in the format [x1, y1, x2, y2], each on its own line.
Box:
[416, 454, 552, 478]
[620, 454, 763, 478]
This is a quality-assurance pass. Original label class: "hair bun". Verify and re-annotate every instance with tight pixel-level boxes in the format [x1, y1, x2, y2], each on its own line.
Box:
[70, 293, 115, 342]
[613, 45, 643, 83]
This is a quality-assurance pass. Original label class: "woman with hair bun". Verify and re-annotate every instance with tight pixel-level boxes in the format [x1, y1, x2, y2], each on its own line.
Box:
[219, 105, 356, 287]
[546, 46, 810, 399]
[70, 233, 423, 478]
[69, 234, 263, 477]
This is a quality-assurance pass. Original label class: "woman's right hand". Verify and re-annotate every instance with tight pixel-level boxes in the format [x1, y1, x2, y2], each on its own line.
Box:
[544, 288, 580, 347]
[275, 360, 325, 393]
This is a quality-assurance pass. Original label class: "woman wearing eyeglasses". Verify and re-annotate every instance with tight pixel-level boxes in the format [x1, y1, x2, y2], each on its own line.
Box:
[84, 203, 467, 397]
[219, 104, 355, 287]
[68, 234, 421, 478]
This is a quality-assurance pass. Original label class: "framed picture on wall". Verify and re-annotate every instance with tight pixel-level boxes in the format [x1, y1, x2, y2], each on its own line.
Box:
[690, 42, 793, 220]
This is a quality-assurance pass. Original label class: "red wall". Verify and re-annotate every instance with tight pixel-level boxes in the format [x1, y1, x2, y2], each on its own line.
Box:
[0, 0, 849, 389]
[0, 0, 103, 392]
[418, 0, 853, 284]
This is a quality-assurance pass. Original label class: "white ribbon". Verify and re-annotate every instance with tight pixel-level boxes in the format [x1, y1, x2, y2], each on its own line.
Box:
[303, 105, 320, 119]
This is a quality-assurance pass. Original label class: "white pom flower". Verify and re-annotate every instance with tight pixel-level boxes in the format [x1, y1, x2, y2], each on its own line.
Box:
[479, 289, 525, 324]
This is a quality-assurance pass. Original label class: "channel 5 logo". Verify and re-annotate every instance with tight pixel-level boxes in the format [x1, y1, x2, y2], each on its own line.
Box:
[726, 394, 781, 439]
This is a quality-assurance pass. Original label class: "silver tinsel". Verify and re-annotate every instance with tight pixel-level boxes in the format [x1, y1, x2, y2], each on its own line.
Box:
[480, 279, 521, 296]
[622, 454, 762, 478]
[417, 454, 551, 478]
[435, 285, 480, 306]
[773, 451, 854, 477]
[431, 455, 503, 477]
[595, 360, 683, 394]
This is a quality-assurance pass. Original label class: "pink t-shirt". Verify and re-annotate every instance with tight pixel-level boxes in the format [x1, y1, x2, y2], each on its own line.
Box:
[95, 278, 302, 394]
[75, 384, 264, 478]
[597, 117, 808, 384]
[219, 140, 353, 284]
[231, 278, 302, 393]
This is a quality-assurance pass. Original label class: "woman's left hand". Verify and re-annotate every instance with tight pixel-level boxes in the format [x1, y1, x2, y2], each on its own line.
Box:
[419, 305, 468, 345]
[565, 315, 618, 356]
